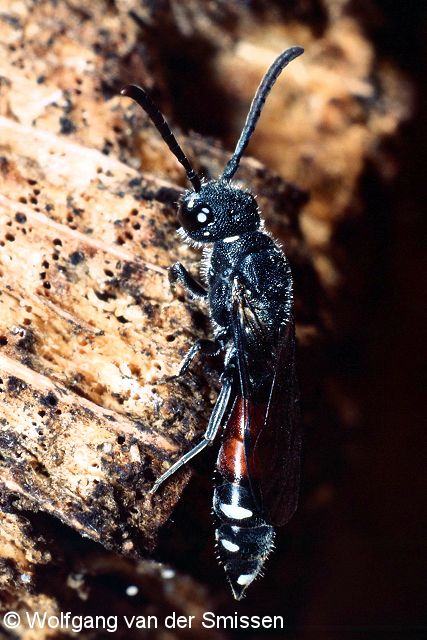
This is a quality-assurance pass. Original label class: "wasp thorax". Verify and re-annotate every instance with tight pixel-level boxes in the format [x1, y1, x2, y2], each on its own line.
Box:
[178, 180, 260, 243]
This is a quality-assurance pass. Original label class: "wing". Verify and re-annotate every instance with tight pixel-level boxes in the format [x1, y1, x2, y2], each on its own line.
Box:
[230, 278, 301, 527]
[247, 319, 301, 526]
[230, 277, 277, 398]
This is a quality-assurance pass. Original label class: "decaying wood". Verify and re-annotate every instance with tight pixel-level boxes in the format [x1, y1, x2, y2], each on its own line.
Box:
[0, 0, 413, 633]
[0, 115, 216, 553]
[0, 508, 222, 640]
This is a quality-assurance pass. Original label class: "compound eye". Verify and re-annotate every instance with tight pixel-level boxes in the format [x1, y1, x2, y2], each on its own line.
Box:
[178, 200, 214, 232]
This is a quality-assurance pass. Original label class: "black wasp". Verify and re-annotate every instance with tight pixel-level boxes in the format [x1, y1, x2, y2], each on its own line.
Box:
[121, 46, 303, 599]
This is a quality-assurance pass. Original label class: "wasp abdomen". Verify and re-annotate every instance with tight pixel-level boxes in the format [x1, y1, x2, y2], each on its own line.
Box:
[212, 395, 275, 598]
[213, 480, 275, 599]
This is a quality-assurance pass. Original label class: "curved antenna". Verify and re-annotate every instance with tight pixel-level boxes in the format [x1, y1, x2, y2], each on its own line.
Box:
[121, 85, 201, 192]
[222, 46, 304, 181]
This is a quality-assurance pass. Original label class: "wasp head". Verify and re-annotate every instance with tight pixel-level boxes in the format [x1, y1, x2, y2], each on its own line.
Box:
[178, 180, 260, 243]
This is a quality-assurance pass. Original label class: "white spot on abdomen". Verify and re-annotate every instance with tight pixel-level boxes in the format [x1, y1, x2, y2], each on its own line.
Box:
[221, 539, 240, 552]
[220, 503, 252, 520]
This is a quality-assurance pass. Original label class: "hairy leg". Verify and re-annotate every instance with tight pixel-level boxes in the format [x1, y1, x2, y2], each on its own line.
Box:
[169, 262, 208, 299]
[150, 366, 234, 494]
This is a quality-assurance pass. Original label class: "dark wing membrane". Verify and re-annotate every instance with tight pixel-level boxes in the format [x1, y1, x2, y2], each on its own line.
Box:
[230, 279, 301, 527]
[247, 320, 301, 526]
[230, 277, 276, 398]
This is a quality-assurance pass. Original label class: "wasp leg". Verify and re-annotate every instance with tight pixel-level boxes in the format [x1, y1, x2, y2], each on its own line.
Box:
[169, 262, 208, 299]
[150, 367, 233, 495]
[178, 332, 227, 376]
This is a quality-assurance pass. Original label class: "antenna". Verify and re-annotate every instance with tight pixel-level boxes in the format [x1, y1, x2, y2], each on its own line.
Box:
[222, 46, 304, 181]
[121, 85, 202, 192]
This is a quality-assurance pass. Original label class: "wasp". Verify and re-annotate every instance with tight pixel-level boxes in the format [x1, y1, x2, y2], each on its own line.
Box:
[121, 46, 303, 599]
